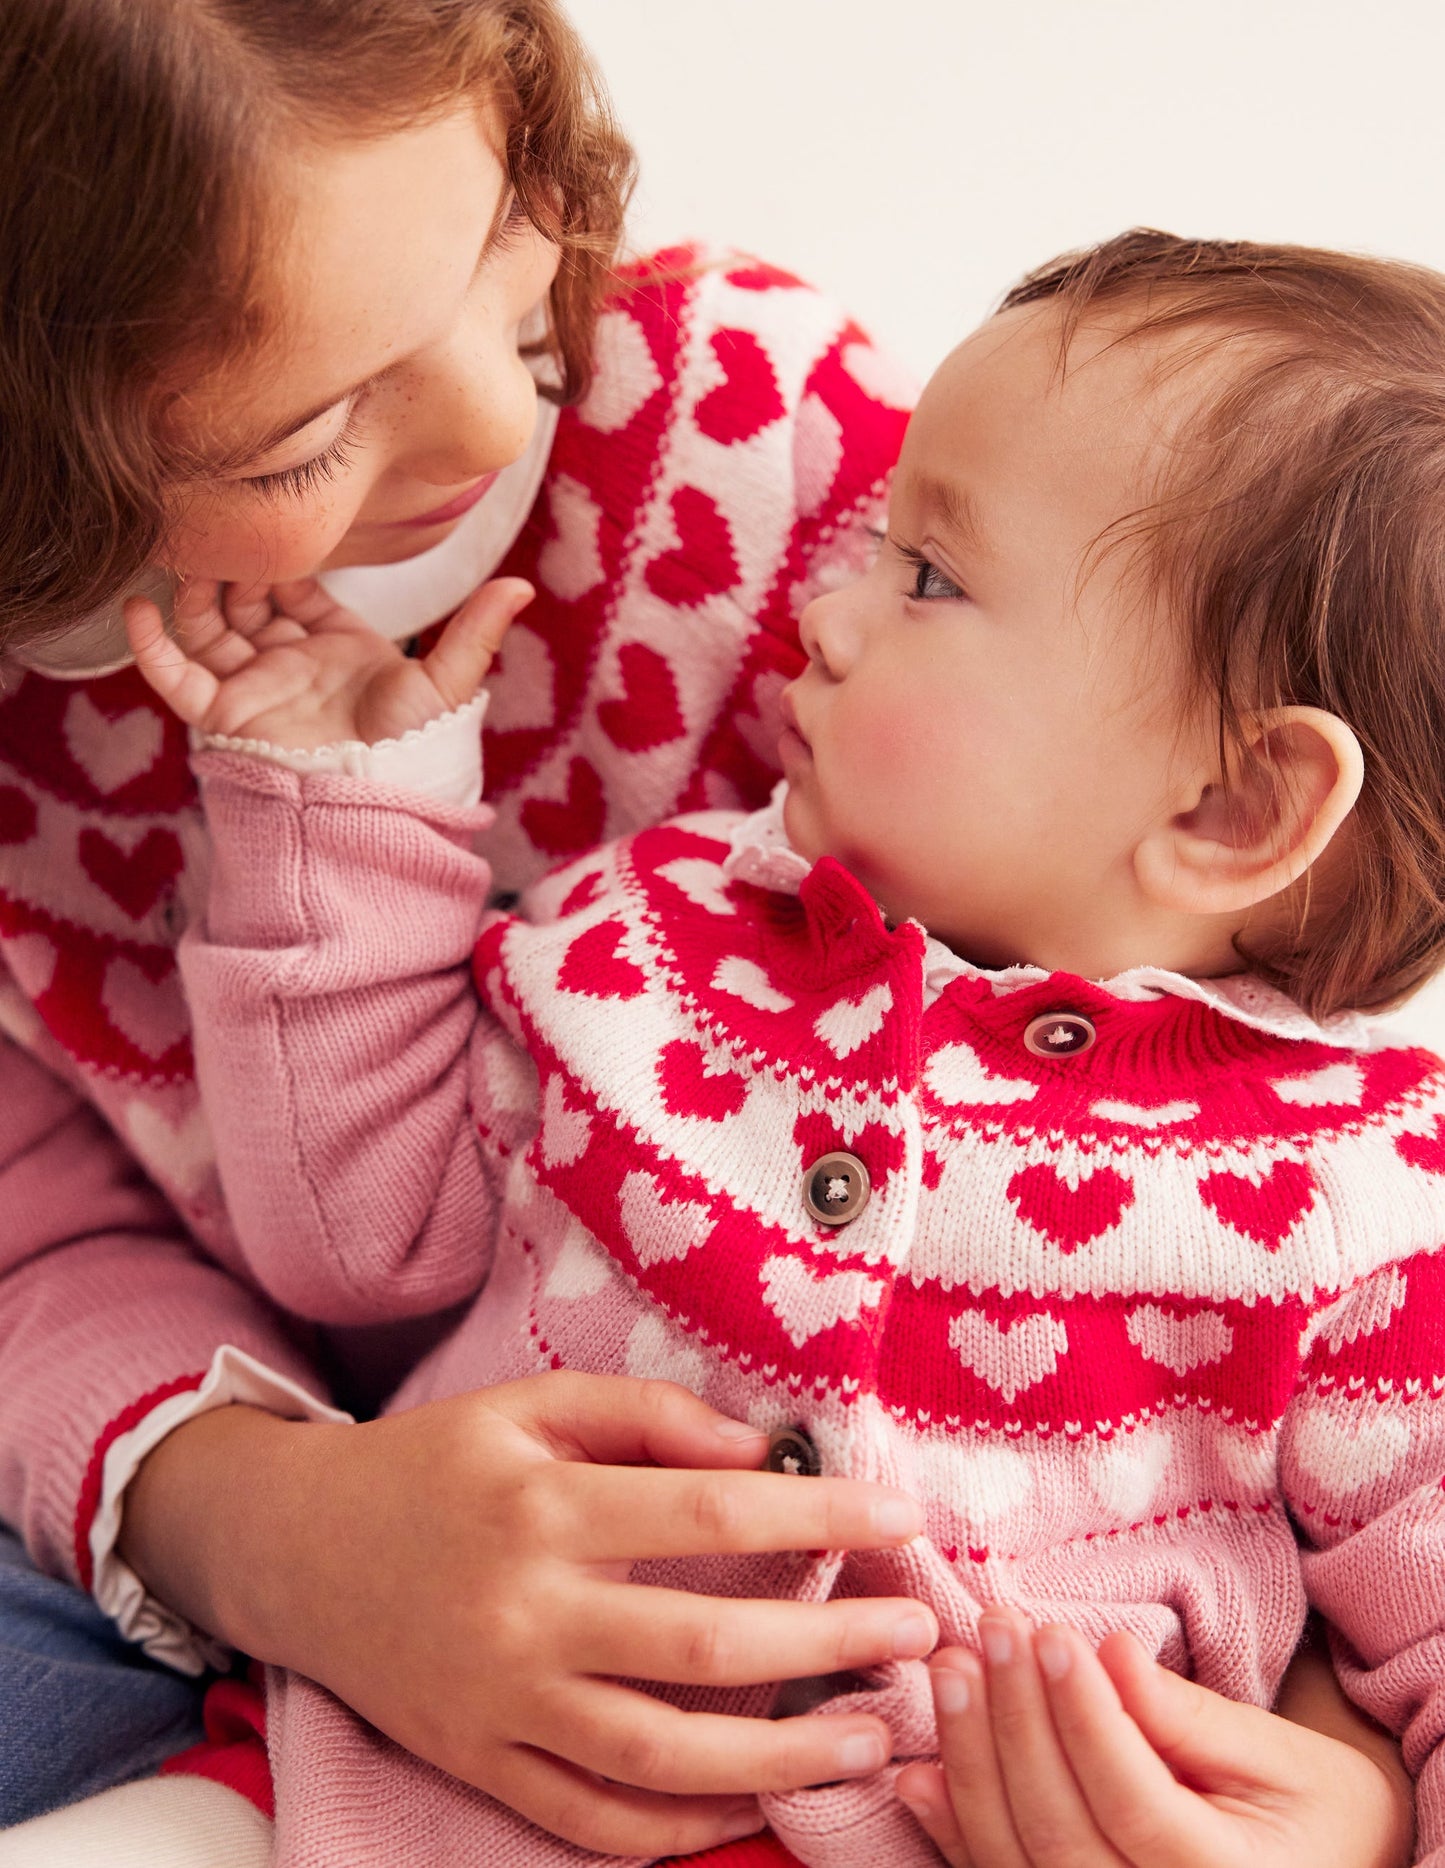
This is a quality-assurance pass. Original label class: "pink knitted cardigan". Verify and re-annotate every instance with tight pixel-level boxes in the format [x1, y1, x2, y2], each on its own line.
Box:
[0, 249, 910, 1635]
[182, 754, 1445, 1868]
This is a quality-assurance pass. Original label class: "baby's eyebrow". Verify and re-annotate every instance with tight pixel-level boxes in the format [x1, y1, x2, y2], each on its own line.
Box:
[910, 473, 993, 559]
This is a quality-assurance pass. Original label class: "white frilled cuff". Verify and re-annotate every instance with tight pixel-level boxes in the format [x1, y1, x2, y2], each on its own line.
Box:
[91, 1345, 352, 1676]
[192, 689, 489, 809]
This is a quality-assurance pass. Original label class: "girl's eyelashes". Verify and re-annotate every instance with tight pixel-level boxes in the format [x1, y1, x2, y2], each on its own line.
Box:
[243, 424, 358, 501]
[892, 536, 968, 603]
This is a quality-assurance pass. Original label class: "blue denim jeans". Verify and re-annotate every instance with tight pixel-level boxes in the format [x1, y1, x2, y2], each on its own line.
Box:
[0, 1526, 207, 1825]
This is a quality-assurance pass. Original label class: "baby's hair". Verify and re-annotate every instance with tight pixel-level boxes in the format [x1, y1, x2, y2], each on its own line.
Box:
[0, 0, 635, 652]
[1005, 229, 1445, 1018]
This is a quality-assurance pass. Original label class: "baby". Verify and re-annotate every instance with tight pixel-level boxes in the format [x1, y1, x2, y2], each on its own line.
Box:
[131, 231, 1445, 1868]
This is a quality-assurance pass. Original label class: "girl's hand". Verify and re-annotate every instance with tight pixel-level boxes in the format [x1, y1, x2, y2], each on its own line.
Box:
[895, 1607, 1413, 1868]
[124, 574, 534, 749]
[121, 1373, 937, 1860]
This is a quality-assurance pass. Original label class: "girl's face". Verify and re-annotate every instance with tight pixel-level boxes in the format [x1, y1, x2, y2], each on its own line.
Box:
[780, 302, 1218, 977]
[163, 106, 560, 583]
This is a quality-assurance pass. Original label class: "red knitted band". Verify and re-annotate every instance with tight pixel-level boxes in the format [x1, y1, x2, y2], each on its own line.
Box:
[73, 1372, 207, 1591]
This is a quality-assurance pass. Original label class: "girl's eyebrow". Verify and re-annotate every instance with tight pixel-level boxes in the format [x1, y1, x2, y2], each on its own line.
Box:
[222, 183, 518, 471]
[911, 472, 993, 560]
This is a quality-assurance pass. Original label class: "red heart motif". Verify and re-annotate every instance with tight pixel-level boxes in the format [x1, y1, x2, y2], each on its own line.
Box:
[1007, 1161, 1134, 1253]
[557, 918, 647, 1000]
[0, 786, 36, 846]
[656, 1039, 748, 1120]
[520, 757, 606, 857]
[644, 487, 740, 609]
[78, 826, 183, 921]
[694, 329, 785, 446]
[726, 260, 802, 292]
[597, 643, 686, 753]
[1197, 1159, 1316, 1252]
[1397, 1115, 1445, 1176]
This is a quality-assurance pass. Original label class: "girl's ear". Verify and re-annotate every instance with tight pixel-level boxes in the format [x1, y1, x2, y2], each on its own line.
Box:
[1134, 706, 1364, 918]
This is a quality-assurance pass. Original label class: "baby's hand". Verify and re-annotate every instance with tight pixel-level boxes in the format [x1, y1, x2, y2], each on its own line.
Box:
[125, 574, 534, 750]
[896, 1606, 1412, 1868]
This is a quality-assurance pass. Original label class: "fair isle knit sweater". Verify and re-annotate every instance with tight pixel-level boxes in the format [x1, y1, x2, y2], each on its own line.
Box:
[0, 249, 910, 1650]
[181, 753, 1445, 1868]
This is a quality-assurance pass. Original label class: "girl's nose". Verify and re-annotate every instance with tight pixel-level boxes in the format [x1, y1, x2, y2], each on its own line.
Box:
[402, 316, 539, 482]
[799, 587, 859, 679]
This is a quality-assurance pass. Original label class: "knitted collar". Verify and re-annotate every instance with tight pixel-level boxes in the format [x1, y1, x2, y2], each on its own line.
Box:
[723, 784, 1377, 1054]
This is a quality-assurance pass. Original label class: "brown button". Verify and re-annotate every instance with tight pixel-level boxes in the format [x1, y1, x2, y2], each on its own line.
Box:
[1023, 1011, 1096, 1059]
[764, 1428, 821, 1477]
[803, 1151, 871, 1225]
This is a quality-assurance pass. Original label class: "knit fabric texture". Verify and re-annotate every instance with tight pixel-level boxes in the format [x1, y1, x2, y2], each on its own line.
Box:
[180, 754, 1445, 1868]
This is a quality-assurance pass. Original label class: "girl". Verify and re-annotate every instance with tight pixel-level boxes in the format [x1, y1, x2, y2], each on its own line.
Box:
[0, 0, 931, 1857]
[121, 229, 1443, 1868]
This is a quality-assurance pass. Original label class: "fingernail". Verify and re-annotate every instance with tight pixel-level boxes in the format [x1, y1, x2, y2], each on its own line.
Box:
[1036, 1627, 1073, 1681]
[837, 1732, 887, 1774]
[872, 1496, 922, 1539]
[892, 1612, 934, 1657]
[713, 1416, 766, 1441]
[722, 1806, 765, 1841]
[897, 1790, 934, 1821]
[980, 1617, 1013, 1666]
[932, 1665, 970, 1715]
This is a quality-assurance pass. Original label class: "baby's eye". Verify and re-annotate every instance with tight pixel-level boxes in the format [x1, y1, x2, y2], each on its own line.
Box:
[896, 540, 967, 602]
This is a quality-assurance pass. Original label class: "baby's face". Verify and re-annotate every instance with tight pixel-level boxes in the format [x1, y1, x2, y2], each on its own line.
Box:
[781, 301, 1218, 974]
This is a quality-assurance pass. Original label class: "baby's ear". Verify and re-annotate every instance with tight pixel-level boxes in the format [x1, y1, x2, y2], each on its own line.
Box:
[1134, 706, 1364, 918]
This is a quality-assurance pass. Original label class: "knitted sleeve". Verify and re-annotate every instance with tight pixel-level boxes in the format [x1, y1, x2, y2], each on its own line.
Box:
[0, 1028, 324, 1590]
[179, 749, 525, 1326]
[1278, 1248, 1445, 1861]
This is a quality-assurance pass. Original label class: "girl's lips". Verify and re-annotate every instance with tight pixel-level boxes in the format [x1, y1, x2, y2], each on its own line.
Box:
[778, 688, 810, 751]
[386, 471, 500, 529]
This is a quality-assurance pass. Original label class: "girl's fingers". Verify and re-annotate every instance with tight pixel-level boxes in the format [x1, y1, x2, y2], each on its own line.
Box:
[123, 597, 220, 726]
[974, 1608, 1124, 1866]
[168, 578, 259, 677]
[476, 1743, 764, 1859]
[422, 576, 534, 709]
[895, 1759, 973, 1865]
[500, 1369, 773, 1472]
[577, 1579, 937, 1687]
[528, 1674, 892, 1798]
[1032, 1625, 1208, 1864]
[925, 1648, 1033, 1868]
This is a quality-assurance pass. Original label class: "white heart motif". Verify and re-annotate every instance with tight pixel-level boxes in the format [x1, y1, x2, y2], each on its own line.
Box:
[760, 1255, 884, 1348]
[1271, 1062, 1366, 1107]
[2, 930, 57, 998]
[814, 984, 892, 1058]
[625, 1310, 708, 1392]
[841, 341, 919, 412]
[580, 310, 663, 434]
[619, 1169, 712, 1268]
[1089, 1429, 1175, 1519]
[1090, 1099, 1199, 1128]
[712, 955, 794, 1013]
[1125, 1304, 1234, 1376]
[64, 692, 163, 795]
[1288, 1406, 1412, 1496]
[911, 1436, 1035, 1524]
[794, 392, 845, 518]
[485, 624, 557, 734]
[538, 476, 605, 602]
[656, 858, 737, 918]
[540, 1074, 592, 1167]
[925, 1040, 1037, 1107]
[544, 1224, 612, 1300]
[734, 670, 790, 767]
[124, 1097, 216, 1200]
[948, 1310, 1069, 1402]
[1306, 1266, 1409, 1356]
[100, 956, 190, 1062]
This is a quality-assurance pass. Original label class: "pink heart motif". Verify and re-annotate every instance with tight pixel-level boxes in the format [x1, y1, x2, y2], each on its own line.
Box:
[948, 1309, 1069, 1401]
[78, 826, 184, 921]
[656, 1039, 749, 1121]
[760, 1255, 884, 1348]
[1397, 1114, 1445, 1177]
[520, 756, 606, 858]
[1196, 1159, 1316, 1252]
[597, 642, 685, 754]
[694, 328, 785, 446]
[1006, 1161, 1134, 1253]
[556, 917, 647, 1001]
[644, 486, 741, 609]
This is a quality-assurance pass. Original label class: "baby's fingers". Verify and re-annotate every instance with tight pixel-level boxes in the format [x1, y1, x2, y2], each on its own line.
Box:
[124, 597, 221, 726]
[422, 577, 534, 710]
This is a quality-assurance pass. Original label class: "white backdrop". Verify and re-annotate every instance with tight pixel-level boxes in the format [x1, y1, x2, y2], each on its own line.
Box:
[567, 0, 1445, 1045]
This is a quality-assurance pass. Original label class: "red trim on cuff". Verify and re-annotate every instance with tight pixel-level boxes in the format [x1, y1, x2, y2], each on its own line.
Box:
[74, 1372, 208, 1591]
[161, 1675, 273, 1821]
[659, 1837, 801, 1867]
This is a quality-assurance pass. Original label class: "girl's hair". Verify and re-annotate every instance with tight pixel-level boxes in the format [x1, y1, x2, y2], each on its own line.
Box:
[1004, 229, 1445, 1019]
[0, 0, 635, 652]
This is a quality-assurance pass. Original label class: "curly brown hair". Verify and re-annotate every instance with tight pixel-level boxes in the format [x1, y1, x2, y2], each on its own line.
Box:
[0, 0, 635, 652]
[1003, 229, 1445, 1018]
